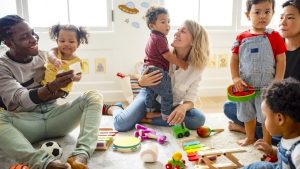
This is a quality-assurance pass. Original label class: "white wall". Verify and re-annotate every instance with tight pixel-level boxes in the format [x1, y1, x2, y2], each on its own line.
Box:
[36, 0, 237, 103]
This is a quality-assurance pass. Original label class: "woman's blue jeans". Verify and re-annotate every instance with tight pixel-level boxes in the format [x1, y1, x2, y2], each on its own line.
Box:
[113, 88, 206, 132]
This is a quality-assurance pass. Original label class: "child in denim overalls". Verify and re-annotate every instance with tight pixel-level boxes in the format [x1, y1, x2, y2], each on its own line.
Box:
[230, 0, 286, 146]
[143, 6, 188, 120]
[244, 78, 300, 169]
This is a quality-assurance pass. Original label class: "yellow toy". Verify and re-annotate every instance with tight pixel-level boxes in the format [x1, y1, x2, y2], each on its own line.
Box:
[165, 152, 186, 169]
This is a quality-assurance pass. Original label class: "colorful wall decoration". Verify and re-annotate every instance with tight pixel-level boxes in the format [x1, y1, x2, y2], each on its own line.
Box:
[118, 1, 150, 29]
[118, 2, 139, 14]
[95, 58, 106, 73]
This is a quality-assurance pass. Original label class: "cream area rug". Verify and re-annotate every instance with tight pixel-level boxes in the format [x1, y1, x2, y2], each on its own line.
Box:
[0, 113, 264, 169]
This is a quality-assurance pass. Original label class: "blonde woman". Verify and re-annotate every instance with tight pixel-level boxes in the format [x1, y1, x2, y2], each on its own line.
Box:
[106, 20, 210, 131]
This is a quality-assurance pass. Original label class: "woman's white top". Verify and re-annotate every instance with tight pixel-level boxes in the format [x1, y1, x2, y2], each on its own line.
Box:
[169, 64, 203, 106]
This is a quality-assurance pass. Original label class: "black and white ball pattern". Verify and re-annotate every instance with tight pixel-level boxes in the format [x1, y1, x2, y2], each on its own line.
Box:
[40, 141, 63, 159]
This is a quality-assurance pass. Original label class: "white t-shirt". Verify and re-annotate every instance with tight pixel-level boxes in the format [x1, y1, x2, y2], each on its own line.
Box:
[280, 136, 300, 169]
[169, 64, 203, 106]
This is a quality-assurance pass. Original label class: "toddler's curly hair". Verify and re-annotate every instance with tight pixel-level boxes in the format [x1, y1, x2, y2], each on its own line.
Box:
[262, 78, 300, 122]
[145, 6, 168, 29]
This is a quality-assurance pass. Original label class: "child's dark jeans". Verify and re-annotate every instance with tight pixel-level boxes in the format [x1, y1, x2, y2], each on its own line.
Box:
[144, 66, 173, 119]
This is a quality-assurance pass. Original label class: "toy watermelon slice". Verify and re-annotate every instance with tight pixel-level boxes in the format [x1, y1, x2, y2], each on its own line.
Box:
[227, 84, 257, 102]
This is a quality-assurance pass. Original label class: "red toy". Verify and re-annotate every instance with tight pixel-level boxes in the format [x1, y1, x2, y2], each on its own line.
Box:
[9, 164, 29, 169]
[116, 72, 127, 78]
[261, 154, 278, 163]
[227, 84, 259, 102]
[196, 126, 224, 138]
[134, 124, 167, 144]
[165, 152, 186, 169]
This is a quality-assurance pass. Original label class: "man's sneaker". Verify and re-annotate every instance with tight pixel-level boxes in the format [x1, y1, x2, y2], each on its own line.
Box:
[102, 102, 124, 115]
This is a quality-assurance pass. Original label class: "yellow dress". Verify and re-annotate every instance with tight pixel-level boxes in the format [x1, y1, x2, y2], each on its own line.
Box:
[41, 51, 85, 93]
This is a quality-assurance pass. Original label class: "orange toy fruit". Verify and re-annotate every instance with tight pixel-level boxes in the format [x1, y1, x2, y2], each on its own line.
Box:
[197, 126, 211, 138]
[9, 164, 29, 169]
[196, 126, 224, 138]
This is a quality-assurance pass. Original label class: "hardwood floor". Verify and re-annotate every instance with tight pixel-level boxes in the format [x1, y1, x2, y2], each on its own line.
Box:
[195, 96, 227, 113]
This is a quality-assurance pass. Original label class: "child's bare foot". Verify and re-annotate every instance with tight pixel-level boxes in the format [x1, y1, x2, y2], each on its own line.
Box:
[145, 112, 161, 119]
[237, 137, 256, 146]
[228, 121, 246, 134]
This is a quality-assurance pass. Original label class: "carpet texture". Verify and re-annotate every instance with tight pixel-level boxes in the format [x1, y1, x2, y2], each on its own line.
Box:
[0, 113, 264, 168]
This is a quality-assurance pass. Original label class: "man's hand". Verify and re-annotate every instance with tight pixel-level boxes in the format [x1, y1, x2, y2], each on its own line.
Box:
[52, 70, 75, 89]
[40, 70, 75, 100]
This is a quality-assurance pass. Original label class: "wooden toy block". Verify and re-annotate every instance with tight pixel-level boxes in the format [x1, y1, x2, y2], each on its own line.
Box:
[183, 141, 201, 147]
[195, 148, 246, 169]
[185, 147, 211, 154]
[184, 144, 206, 150]
[96, 136, 113, 150]
[99, 127, 118, 136]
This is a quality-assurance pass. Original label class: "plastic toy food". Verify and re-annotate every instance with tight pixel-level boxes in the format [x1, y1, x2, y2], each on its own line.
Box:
[134, 124, 167, 144]
[196, 126, 224, 138]
[9, 164, 29, 169]
[227, 84, 258, 102]
[165, 152, 185, 169]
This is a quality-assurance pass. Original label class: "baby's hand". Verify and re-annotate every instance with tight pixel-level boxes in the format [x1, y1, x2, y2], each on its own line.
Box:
[254, 139, 274, 155]
[53, 58, 63, 68]
[233, 77, 247, 92]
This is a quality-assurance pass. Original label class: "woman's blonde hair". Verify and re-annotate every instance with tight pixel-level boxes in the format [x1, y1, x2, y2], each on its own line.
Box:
[185, 20, 210, 70]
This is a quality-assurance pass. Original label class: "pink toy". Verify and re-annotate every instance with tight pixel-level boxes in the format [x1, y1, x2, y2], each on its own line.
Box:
[134, 124, 167, 144]
[116, 72, 127, 78]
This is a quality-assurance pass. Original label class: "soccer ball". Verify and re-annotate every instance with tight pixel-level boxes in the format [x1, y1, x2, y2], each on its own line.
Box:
[40, 141, 63, 159]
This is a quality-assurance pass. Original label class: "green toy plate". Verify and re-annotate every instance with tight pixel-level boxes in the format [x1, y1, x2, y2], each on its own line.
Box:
[227, 84, 258, 102]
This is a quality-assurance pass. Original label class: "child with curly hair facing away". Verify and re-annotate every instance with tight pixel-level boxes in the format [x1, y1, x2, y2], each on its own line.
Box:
[244, 77, 300, 169]
[42, 24, 88, 96]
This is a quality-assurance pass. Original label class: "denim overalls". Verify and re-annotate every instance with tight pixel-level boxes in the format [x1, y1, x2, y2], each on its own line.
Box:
[277, 140, 300, 169]
[236, 29, 275, 123]
[243, 140, 300, 169]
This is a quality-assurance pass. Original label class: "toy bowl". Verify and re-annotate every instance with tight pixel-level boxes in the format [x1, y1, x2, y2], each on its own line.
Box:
[227, 84, 257, 102]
